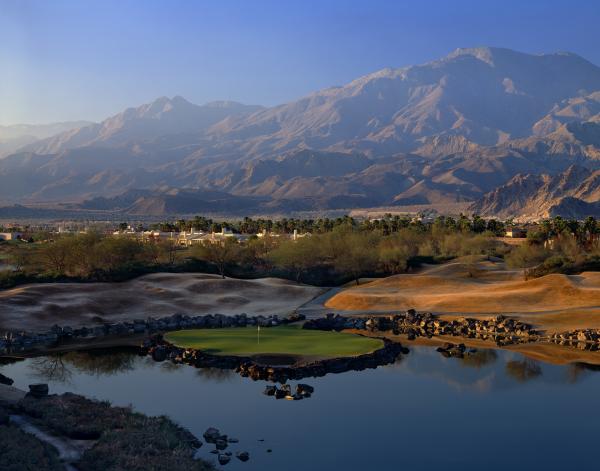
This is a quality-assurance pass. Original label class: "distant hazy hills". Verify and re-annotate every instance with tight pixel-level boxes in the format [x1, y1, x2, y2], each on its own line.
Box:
[0, 121, 91, 158]
[21, 98, 263, 155]
[3, 46, 600, 217]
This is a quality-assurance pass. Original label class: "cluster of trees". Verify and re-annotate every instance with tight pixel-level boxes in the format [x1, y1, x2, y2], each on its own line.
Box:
[5, 214, 600, 287]
[151, 214, 600, 283]
[4, 221, 504, 285]
[186, 223, 502, 283]
[148, 214, 509, 236]
[506, 216, 600, 279]
[151, 215, 361, 235]
[526, 216, 599, 244]
[9, 233, 178, 279]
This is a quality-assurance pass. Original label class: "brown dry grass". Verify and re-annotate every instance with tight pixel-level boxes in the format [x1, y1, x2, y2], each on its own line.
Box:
[0, 273, 324, 331]
[327, 259, 600, 332]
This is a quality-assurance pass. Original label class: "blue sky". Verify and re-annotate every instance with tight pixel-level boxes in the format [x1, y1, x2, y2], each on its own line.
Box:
[2, 0, 600, 125]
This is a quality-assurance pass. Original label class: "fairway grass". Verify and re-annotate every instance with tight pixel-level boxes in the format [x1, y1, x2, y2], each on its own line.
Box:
[165, 324, 383, 358]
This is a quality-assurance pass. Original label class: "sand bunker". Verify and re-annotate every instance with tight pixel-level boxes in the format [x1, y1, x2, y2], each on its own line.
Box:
[0, 273, 324, 331]
[326, 259, 600, 332]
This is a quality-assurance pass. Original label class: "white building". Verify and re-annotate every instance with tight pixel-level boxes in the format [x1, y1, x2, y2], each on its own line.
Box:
[177, 229, 208, 246]
[292, 229, 311, 241]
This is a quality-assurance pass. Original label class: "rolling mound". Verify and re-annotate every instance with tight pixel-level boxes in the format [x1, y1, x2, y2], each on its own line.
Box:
[0, 273, 323, 331]
[326, 261, 600, 331]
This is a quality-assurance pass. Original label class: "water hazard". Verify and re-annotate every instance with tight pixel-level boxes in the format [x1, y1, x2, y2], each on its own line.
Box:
[2, 345, 600, 471]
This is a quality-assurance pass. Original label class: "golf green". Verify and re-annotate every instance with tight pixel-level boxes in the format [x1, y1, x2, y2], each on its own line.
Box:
[165, 324, 383, 358]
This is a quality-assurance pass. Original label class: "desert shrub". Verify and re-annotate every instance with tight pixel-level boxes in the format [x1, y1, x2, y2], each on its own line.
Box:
[268, 236, 323, 282]
[193, 238, 242, 278]
[79, 415, 212, 471]
[330, 231, 379, 284]
[525, 255, 574, 278]
[505, 243, 549, 270]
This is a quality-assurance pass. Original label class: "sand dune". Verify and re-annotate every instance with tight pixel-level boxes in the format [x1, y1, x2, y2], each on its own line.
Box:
[0, 273, 324, 331]
[326, 260, 600, 332]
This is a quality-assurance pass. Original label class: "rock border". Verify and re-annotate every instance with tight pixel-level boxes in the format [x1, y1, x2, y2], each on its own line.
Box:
[3, 307, 600, 358]
[142, 333, 408, 382]
[304, 311, 541, 347]
[0, 312, 304, 355]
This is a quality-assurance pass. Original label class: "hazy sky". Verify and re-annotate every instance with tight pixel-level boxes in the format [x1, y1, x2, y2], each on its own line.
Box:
[2, 0, 600, 125]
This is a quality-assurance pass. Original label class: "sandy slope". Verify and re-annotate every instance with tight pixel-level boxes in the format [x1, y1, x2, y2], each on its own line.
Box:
[0, 273, 324, 331]
[326, 259, 600, 332]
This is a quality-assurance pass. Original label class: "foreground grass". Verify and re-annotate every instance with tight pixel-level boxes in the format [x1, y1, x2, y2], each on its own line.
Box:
[18, 393, 214, 471]
[0, 422, 63, 471]
[165, 324, 383, 358]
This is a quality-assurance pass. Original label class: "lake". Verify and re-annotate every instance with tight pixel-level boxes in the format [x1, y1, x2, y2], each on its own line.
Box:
[2, 345, 600, 471]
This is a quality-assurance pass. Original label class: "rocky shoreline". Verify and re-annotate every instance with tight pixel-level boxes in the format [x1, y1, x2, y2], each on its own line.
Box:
[304, 310, 541, 347]
[0, 312, 303, 356]
[305, 311, 600, 351]
[548, 329, 600, 350]
[4, 307, 600, 363]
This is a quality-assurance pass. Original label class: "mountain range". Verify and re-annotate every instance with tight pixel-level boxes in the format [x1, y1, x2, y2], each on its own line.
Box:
[470, 164, 600, 220]
[3, 46, 600, 218]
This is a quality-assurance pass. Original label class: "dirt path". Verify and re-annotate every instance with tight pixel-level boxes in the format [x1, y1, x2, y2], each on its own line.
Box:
[2, 383, 89, 470]
[10, 415, 83, 470]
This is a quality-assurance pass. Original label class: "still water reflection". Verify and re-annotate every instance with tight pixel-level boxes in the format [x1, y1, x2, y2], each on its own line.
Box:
[2, 346, 600, 471]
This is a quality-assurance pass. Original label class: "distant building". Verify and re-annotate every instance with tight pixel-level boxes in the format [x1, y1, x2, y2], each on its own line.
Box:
[0, 232, 22, 241]
[141, 231, 176, 243]
[184, 228, 252, 246]
[505, 228, 527, 238]
[291, 229, 311, 241]
[257, 229, 280, 239]
[177, 229, 208, 246]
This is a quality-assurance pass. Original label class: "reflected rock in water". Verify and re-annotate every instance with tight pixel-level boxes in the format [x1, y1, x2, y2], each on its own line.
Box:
[195, 367, 236, 382]
[0, 357, 24, 366]
[505, 359, 542, 383]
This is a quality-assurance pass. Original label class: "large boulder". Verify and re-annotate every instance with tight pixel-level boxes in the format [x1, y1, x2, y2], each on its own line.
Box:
[203, 427, 221, 443]
[296, 384, 314, 396]
[215, 438, 228, 450]
[0, 373, 14, 386]
[28, 384, 49, 398]
[0, 406, 9, 425]
[151, 346, 168, 362]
